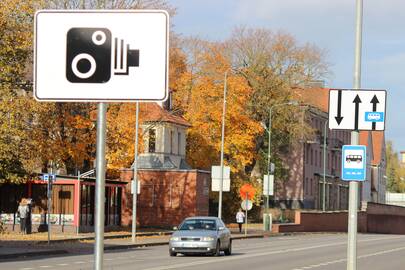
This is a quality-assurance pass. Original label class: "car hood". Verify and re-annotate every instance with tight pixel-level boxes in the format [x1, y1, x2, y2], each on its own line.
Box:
[172, 230, 218, 238]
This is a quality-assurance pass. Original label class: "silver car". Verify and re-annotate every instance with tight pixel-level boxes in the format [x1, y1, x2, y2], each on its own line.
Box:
[169, 216, 232, 256]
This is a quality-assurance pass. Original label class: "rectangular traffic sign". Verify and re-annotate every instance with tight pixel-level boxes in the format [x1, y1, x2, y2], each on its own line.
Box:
[263, 175, 274, 196]
[342, 145, 366, 181]
[34, 10, 169, 102]
[211, 166, 231, 192]
[328, 89, 386, 131]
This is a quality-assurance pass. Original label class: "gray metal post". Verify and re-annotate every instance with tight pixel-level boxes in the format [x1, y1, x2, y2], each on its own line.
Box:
[245, 192, 248, 236]
[265, 105, 274, 227]
[47, 163, 53, 244]
[347, 0, 362, 269]
[132, 102, 139, 243]
[94, 103, 107, 270]
[323, 120, 328, 212]
[218, 71, 228, 219]
[47, 177, 51, 244]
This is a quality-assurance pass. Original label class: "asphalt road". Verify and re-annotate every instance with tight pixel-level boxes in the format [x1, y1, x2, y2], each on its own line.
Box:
[1, 233, 404, 270]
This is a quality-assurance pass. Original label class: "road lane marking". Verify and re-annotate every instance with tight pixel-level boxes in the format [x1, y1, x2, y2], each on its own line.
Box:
[141, 236, 405, 270]
[57, 264, 69, 266]
[291, 246, 405, 269]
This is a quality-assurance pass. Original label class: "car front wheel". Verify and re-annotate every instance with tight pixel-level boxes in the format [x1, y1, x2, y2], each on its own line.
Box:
[213, 241, 221, 256]
[224, 240, 232, 256]
[169, 251, 177, 257]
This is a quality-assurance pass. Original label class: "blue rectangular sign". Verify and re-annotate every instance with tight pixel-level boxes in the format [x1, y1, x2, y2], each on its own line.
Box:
[342, 145, 366, 181]
[365, 112, 384, 122]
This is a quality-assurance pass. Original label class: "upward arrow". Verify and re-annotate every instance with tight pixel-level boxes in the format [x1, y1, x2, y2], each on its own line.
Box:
[335, 90, 344, 125]
[371, 95, 379, 130]
[353, 95, 362, 130]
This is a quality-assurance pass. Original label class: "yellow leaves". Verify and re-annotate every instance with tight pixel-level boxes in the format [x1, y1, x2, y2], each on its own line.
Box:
[174, 43, 264, 173]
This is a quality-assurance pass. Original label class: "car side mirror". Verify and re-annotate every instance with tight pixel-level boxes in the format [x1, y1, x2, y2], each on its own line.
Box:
[173, 226, 178, 230]
[218, 226, 225, 231]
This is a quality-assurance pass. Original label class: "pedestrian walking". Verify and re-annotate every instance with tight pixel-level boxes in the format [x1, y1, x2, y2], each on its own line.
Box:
[17, 199, 29, 234]
[236, 208, 245, 233]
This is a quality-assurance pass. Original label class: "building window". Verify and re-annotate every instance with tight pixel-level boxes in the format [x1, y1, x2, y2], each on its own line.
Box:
[149, 129, 156, 153]
[305, 177, 308, 195]
[310, 178, 313, 195]
[178, 132, 181, 155]
[310, 149, 313, 166]
[314, 150, 318, 166]
[170, 130, 174, 154]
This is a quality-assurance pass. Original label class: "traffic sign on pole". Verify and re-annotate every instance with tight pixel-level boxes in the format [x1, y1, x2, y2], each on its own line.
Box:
[34, 10, 169, 102]
[211, 166, 231, 192]
[263, 175, 274, 196]
[328, 89, 386, 131]
[342, 145, 366, 181]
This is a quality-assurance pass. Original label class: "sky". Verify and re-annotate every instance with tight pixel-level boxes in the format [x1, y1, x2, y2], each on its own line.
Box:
[168, 0, 405, 152]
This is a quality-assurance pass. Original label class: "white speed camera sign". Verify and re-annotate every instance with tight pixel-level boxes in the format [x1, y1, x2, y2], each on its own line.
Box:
[34, 10, 169, 102]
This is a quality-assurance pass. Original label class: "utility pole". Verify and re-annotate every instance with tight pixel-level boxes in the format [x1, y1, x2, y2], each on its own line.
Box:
[347, 0, 363, 269]
[132, 102, 139, 243]
[94, 103, 107, 270]
[323, 120, 328, 212]
[218, 70, 228, 219]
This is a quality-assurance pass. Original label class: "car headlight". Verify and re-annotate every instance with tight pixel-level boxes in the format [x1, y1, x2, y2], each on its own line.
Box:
[170, 237, 180, 241]
[201, 236, 215, 241]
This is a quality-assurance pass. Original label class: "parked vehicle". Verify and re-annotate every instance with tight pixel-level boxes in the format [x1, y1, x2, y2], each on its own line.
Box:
[169, 216, 232, 257]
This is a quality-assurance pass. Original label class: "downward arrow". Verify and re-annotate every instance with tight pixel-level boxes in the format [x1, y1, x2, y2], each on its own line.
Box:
[353, 95, 362, 130]
[370, 95, 379, 130]
[335, 90, 344, 125]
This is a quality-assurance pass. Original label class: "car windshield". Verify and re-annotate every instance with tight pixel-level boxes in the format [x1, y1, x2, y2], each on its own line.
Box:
[179, 219, 217, 231]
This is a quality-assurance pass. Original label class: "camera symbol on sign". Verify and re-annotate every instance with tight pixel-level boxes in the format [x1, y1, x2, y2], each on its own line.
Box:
[66, 28, 140, 83]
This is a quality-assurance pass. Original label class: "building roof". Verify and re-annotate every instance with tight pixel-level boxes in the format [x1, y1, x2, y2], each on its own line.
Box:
[140, 103, 191, 127]
[293, 87, 330, 113]
[371, 131, 385, 166]
[359, 131, 385, 166]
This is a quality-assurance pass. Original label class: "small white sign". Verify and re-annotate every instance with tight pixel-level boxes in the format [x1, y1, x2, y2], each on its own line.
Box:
[329, 89, 386, 131]
[211, 166, 231, 192]
[34, 10, 169, 102]
[241, 200, 253, 211]
[263, 175, 274, 196]
[211, 166, 230, 180]
[131, 180, 141, 194]
[211, 179, 231, 192]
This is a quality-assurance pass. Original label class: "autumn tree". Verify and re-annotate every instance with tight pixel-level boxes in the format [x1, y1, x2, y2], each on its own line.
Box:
[386, 141, 405, 193]
[228, 27, 329, 178]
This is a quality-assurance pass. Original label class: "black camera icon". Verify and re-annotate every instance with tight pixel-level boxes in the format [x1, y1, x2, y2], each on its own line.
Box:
[66, 27, 140, 83]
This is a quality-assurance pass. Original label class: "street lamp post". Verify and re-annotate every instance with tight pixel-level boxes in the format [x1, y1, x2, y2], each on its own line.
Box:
[322, 120, 328, 212]
[218, 70, 229, 220]
[264, 101, 299, 230]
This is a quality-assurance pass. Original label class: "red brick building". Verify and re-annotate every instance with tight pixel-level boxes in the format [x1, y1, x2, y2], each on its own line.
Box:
[119, 101, 210, 228]
[275, 87, 386, 210]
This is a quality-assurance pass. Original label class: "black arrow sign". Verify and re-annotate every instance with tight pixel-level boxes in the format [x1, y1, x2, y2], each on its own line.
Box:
[370, 95, 379, 130]
[335, 90, 344, 125]
[353, 95, 362, 130]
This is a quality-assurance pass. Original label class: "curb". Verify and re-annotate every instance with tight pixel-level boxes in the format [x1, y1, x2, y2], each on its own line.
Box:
[31, 231, 173, 244]
[0, 249, 68, 261]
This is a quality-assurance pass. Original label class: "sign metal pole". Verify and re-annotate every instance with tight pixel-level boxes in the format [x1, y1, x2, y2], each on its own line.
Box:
[47, 176, 51, 245]
[94, 103, 107, 270]
[347, 1, 362, 269]
[132, 102, 139, 243]
[245, 192, 248, 236]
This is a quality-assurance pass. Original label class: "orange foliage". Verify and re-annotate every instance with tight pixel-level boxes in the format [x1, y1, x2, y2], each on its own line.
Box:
[173, 44, 263, 172]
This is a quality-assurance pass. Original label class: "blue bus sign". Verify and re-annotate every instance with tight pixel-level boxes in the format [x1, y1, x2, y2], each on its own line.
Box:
[342, 145, 366, 181]
[365, 112, 384, 122]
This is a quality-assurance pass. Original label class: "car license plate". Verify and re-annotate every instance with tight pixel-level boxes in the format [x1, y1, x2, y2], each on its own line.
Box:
[183, 243, 197, 248]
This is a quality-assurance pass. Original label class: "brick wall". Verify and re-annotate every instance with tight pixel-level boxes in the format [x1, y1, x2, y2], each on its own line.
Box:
[120, 169, 209, 228]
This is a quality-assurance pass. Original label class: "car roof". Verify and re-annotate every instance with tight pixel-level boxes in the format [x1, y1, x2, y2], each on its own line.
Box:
[184, 216, 220, 221]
